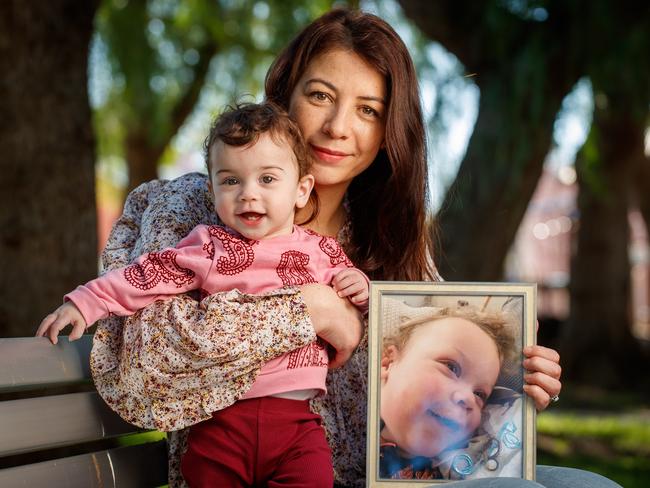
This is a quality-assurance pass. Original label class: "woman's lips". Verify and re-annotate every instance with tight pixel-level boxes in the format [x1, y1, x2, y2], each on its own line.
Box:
[310, 144, 349, 163]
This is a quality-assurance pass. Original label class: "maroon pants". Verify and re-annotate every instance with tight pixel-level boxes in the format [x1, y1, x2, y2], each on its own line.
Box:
[181, 397, 334, 487]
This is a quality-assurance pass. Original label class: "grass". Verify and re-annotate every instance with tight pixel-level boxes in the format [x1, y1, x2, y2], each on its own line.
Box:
[112, 387, 650, 486]
[536, 385, 650, 487]
[116, 430, 167, 447]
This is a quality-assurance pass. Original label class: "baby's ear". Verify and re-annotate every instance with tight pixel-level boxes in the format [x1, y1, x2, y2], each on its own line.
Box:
[295, 174, 315, 208]
[380, 345, 399, 380]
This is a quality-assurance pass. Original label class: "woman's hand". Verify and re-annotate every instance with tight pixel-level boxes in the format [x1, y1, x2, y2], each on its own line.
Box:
[522, 344, 562, 410]
[300, 283, 363, 368]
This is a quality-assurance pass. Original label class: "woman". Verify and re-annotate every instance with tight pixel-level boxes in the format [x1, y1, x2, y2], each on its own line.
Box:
[95, 8, 619, 488]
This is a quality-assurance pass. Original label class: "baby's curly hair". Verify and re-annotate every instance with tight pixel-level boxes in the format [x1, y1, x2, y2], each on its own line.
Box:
[204, 101, 312, 179]
[383, 306, 516, 367]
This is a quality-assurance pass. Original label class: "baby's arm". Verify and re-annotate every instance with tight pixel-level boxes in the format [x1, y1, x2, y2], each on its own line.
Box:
[36, 225, 214, 344]
[36, 302, 87, 345]
[331, 268, 369, 308]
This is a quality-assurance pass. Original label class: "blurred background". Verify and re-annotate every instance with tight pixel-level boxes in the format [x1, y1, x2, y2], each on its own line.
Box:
[1, 0, 648, 485]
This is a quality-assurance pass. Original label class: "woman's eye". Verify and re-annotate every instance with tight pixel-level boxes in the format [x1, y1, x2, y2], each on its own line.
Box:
[221, 177, 239, 186]
[360, 105, 379, 117]
[310, 91, 329, 102]
[474, 390, 487, 402]
[260, 175, 275, 184]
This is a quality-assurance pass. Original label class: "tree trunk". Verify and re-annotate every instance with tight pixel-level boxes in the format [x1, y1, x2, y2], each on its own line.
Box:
[0, 0, 99, 336]
[125, 128, 165, 194]
[436, 76, 566, 280]
[563, 104, 648, 387]
[123, 41, 218, 193]
[633, 139, 650, 229]
[398, 0, 579, 280]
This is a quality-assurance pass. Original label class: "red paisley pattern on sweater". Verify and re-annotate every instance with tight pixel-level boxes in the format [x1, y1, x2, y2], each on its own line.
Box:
[202, 240, 215, 261]
[287, 338, 328, 369]
[315, 233, 353, 267]
[276, 250, 316, 285]
[208, 225, 255, 275]
[123, 250, 195, 290]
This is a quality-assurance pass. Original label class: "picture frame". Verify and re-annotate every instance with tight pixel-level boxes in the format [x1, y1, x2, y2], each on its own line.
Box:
[366, 281, 537, 486]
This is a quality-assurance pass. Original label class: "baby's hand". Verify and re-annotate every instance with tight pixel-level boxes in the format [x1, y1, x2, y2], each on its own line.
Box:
[36, 302, 88, 345]
[331, 269, 369, 308]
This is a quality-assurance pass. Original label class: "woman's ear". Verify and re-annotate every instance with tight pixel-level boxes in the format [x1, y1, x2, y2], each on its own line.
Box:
[295, 174, 315, 209]
[380, 345, 399, 381]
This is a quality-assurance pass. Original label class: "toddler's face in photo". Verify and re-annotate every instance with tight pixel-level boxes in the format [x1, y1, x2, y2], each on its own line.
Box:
[380, 317, 501, 458]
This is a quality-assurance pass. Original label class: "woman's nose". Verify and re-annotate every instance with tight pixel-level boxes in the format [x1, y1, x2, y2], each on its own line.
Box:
[322, 106, 350, 139]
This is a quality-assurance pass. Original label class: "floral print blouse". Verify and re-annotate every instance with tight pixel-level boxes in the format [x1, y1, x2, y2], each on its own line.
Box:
[92, 172, 370, 487]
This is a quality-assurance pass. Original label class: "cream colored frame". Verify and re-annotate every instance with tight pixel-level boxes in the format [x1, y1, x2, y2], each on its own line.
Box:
[366, 281, 537, 487]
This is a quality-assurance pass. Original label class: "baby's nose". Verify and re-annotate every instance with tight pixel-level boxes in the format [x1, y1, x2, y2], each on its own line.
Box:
[451, 387, 476, 411]
[239, 182, 259, 200]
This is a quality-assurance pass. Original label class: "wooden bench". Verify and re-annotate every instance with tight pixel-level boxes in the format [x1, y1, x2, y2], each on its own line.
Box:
[0, 336, 168, 487]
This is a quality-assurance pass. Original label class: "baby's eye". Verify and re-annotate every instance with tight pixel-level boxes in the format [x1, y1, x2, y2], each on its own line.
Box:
[221, 176, 239, 186]
[443, 360, 461, 377]
[474, 390, 487, 402]
[260, 175, 275, 184]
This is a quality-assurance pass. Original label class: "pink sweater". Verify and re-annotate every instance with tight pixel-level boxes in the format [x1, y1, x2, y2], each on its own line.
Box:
[67, 224, 366, 399]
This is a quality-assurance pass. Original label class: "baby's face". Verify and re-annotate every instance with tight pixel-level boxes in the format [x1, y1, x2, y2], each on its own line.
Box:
[380, 317, 500, 458]
[209, 132, 313, 240]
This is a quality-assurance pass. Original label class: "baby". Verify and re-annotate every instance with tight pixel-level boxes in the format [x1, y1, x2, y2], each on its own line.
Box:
[37, 102, 368, 487]
[379, 306, 515, 480]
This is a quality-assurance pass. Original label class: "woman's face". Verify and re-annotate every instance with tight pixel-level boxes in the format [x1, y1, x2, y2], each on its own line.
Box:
[288, 49, 387, 194]
[380, 317, 501, 458]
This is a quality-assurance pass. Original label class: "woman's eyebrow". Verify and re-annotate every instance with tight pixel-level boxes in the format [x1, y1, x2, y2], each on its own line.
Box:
[305, 78, 336, 91]
[306, 78, 386, 104]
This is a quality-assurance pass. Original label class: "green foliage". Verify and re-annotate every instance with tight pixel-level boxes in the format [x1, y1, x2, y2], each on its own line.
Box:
[92, 0, 342, 193]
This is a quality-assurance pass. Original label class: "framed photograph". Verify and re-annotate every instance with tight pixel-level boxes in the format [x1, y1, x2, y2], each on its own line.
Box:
[366, 282, 536, 486]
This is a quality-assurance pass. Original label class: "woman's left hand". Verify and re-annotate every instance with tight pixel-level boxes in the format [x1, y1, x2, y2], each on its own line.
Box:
[522, 344, 562, 411]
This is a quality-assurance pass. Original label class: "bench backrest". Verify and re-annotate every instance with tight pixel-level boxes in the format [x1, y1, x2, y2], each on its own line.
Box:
[0, 336, 168, 487]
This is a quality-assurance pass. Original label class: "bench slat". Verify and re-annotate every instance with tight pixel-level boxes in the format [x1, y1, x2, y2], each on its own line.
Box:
[0, 336, 93, 391]
[0, 440, 168, 488]
[0, 391, 141, 457]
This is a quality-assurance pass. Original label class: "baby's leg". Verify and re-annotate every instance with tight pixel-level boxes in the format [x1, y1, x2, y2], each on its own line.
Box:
[259, 397, 333, 488]
[181, 401, 257, 487]
[181, 396, 333, 487]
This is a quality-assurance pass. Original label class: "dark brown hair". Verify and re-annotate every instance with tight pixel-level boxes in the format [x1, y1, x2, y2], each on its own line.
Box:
[204, 102, 318, 224]
[265, 8, 436, 280]
[204, 102, 312, 178]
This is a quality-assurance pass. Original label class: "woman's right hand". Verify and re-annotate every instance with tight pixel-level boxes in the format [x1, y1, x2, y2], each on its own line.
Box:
[300, 283, 363, 368]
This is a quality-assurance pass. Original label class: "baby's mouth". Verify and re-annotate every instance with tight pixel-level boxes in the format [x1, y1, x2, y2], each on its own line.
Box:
[427, 409, 461, 431]
[239, 212, 264, 221]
